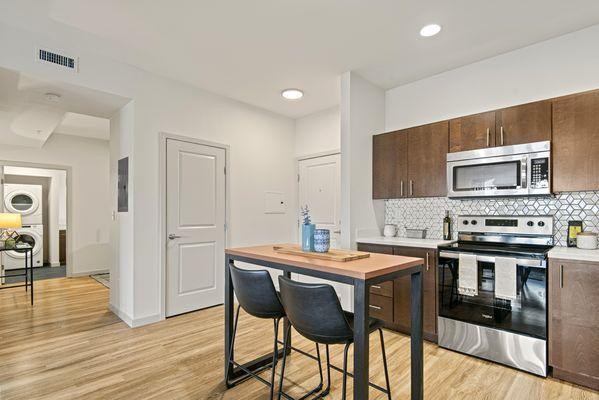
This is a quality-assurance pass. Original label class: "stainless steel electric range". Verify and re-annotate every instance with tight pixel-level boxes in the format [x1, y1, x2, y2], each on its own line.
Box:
[437, 215, 553, 376]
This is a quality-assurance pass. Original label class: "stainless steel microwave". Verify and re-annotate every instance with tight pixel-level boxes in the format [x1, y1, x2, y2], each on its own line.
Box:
[447, 141, 550, 198]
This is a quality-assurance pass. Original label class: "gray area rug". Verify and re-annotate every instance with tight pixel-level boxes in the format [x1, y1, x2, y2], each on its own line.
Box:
[3, 265, 66, 284]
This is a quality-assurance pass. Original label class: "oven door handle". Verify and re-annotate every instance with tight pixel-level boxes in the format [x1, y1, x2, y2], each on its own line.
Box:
[521, 157, 528, 189]
[438, 251, 546, 268]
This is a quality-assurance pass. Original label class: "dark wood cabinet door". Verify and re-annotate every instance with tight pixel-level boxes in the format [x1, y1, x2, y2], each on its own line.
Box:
[356, 243, 393, 255]
[392, 247, 437, 339]
[553, 91, 599, 192]
[449, 111, 496, 152]
[495, 100, 551, 146]
[372, 130, 408, 199]
[407, 121, 448, 197]
[549, 259, 599, 390]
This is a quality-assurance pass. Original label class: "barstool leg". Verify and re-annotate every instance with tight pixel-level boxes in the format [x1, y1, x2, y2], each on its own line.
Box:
[225, 304, 241, 385]
[269, 318, 281, 400]
[276, 324, 292, 400]
[379, 328, 392, 400]
[341, 342, 351, 400]
[321, 344, 331, 397]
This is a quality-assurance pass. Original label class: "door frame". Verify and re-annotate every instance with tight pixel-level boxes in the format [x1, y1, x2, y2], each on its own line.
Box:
[158, 132, 230, 320]
[0, 160, 73, 276]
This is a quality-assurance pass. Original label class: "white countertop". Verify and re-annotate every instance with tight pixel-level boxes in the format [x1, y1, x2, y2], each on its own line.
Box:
[548, 246, 599, 263]
[356, 236, 455, 249]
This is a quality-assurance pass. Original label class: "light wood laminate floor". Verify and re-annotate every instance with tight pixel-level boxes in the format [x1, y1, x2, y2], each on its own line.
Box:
[0, 277, 597, 400]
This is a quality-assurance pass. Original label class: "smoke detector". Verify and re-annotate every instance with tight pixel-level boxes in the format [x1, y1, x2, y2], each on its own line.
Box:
[44, 93, 61, 103]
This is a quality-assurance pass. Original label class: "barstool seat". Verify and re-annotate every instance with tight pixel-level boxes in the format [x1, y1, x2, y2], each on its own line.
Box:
[277, 276, 392, 400]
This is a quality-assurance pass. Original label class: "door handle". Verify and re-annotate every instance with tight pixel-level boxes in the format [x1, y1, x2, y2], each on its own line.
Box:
[168, 234, 181, 240]
[426, 252, 430, 271]
[409, 180, 414, 196]
[369, 305, 382, 310]
[500, 126, 504, 146]
[486, 128, 490, 147]
[400, 180, 404, 197]
[333, 230, 341, 234]
[559, 264, 563, 288]
[371, 285, 382, 289]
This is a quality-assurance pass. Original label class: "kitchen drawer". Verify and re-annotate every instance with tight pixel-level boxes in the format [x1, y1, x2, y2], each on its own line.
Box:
[369, 294, 393, 322]
[370, 281, 393, 297]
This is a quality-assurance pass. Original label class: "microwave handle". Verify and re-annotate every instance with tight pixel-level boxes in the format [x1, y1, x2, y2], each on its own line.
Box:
[521, 158, 527, 188]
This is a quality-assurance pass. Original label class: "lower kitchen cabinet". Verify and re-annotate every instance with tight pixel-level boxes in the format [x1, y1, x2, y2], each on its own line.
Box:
[549, 259, 599, 391]
[357, 243, 437, 342]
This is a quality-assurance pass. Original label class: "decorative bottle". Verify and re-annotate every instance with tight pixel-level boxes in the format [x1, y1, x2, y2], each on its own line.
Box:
[443, 210, 452, 240]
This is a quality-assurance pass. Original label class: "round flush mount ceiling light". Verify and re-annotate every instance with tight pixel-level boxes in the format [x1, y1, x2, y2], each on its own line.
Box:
[281, 89, 304, 100]
[420, 24, 442, 37]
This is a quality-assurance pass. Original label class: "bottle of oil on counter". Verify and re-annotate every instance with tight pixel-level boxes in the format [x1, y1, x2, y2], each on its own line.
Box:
[443, 210, 452, 240]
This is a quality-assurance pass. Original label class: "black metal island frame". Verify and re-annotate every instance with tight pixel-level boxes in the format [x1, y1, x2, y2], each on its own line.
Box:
[224, 244, 424, 400]
[0, 243, 34, 305]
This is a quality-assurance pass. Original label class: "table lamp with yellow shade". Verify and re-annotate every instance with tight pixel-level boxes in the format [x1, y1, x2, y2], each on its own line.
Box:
[0, 213, 22, 248]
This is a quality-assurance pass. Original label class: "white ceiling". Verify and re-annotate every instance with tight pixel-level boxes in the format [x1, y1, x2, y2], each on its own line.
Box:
[2, 1, 599, 118]
[0, 67, 128, 146]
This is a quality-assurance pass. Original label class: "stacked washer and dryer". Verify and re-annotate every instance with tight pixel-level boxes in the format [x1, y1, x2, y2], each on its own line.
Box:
[2, 184, 44, 269]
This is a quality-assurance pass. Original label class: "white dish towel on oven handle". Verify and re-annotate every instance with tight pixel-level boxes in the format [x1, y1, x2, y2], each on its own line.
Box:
[495, 257, 518, 301]
[458, 253, 478, 297]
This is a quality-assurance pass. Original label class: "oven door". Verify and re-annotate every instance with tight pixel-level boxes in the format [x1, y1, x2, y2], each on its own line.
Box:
[447, 153, 528, 198]
[438, 251, 547, 339]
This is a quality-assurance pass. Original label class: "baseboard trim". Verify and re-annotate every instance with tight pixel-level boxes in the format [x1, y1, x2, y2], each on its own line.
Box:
[50, 262, 62, 267]
[108, 304, 163, 328]
[71, 269, 109, 277]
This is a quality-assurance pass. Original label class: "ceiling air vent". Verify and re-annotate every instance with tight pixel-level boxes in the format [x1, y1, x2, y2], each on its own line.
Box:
[35, 47, 78, 72]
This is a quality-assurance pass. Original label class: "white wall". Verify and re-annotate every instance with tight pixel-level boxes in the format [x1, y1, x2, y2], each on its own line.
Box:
[386, 24, 599, 131]
[0, 134, 110, 275]
[340, 72, 386, 249]
[295, 106, 340, 157]
[0, 21, 298, 326]
[3, 166, 66, 266]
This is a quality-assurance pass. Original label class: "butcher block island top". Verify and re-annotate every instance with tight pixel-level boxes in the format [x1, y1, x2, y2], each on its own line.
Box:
[225, 244, 423, 280]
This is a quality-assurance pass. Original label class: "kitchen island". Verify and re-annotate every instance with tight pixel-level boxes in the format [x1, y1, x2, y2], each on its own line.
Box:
[224, 244, 424, 400]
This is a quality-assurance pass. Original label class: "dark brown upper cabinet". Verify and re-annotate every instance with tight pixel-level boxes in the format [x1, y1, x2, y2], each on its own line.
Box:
[552, 90, 599, 192]
[495, 100, 552, 146]
[372, 130, 408, 199]
[449, 111, 496, 152]
[407, 121, 449, 197]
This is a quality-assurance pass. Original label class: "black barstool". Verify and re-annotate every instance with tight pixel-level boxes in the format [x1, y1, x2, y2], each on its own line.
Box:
[277, 276, 392, 400]
[227, 264, 324, 400]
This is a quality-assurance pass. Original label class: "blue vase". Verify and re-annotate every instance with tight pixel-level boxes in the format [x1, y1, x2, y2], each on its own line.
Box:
[313, 229, 330, 253]
[302, 223, 315, 251]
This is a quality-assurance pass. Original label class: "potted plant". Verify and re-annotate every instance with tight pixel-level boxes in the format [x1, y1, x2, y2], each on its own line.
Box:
[300, 205, 315, 252]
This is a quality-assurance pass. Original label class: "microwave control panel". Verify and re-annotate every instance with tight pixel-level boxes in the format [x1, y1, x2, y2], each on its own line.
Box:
[530, 158, 549, 189]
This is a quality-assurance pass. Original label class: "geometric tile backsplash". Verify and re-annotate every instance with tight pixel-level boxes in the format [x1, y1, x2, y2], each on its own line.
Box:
[385, 191, 599, 246]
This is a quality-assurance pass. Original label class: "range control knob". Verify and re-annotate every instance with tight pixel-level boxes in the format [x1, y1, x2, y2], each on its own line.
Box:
[463, 220, 469, 225]
[471, 220, 478, 225]
[538, 221, 545, 227]
[527, 221, 534, 227]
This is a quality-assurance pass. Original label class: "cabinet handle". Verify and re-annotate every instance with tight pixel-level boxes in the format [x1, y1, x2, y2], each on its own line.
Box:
[426, 252, 429, 271]
[369, 305, 382, 310]
[400, 180, 404, 197]
[409, 180, 414, 196]
[486, 128, 490, 147]
[371, 285, 382, 289]
[500, 126, 504, 146]
[560, 264, 563, 288]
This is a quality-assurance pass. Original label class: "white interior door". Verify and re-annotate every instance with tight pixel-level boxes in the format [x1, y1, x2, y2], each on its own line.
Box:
[166, 139, 226, 317]
[298, 153, 341, 247]
[297, 153, 351, 310]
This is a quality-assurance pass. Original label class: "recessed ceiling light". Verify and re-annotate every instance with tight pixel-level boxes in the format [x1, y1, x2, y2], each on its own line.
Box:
[281, 89, 303, 100]
[420, 24, 442, 37]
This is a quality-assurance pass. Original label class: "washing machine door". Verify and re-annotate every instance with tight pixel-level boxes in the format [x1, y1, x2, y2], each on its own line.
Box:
[5, 229, 42, 259]
[4, 190, 39, 216]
